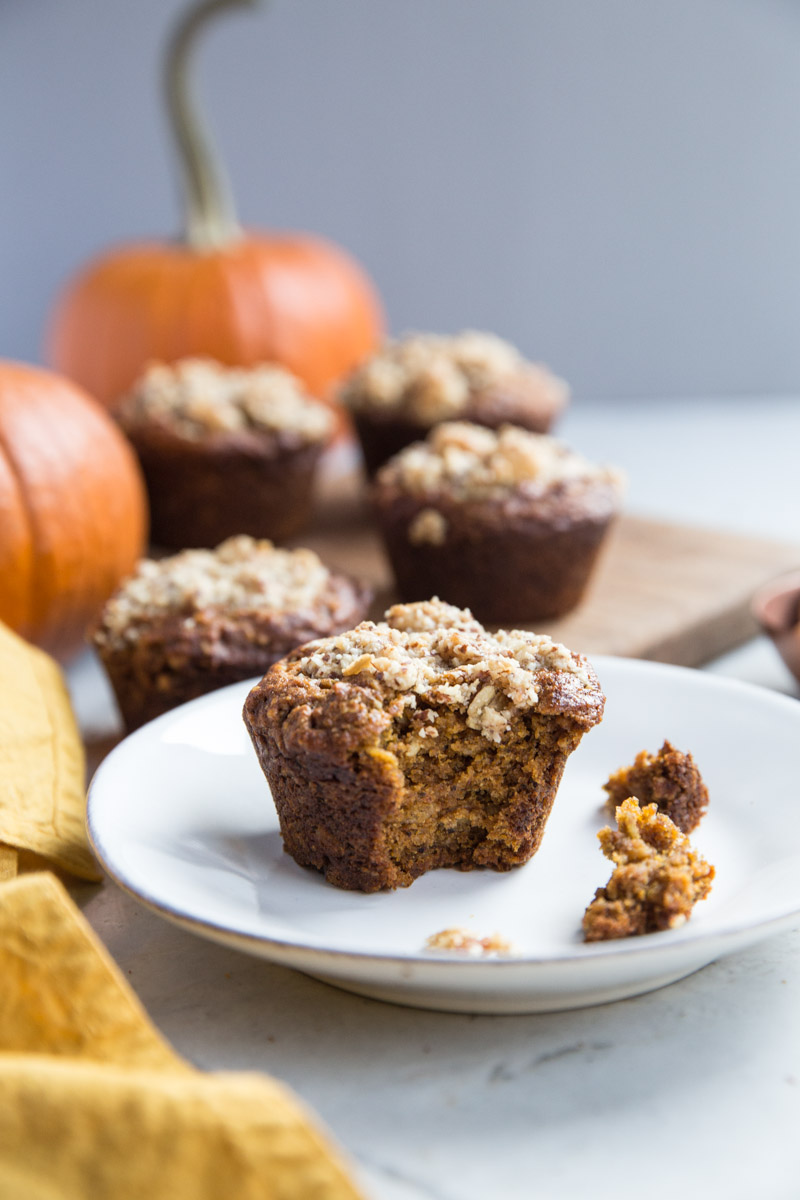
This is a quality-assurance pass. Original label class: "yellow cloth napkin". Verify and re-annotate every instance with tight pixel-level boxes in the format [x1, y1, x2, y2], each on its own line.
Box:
[0, 874, 364, 1199]
[0, 870, 180, 1067]
[0, 620, 100, 881]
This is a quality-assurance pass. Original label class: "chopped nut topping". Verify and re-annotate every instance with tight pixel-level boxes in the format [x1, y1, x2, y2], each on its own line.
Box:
[95, 536, 332, 647]
[407, 507, 449, 546]
[295, 598, 594, 742]
[120, 358, 334, 443]
[425, 927, 516, 956]
[341, 330, 568, 423]
[378, 421, 624, 502]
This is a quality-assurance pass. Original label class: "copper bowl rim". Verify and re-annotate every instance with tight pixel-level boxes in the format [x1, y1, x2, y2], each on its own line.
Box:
[751, 570, 800, 637]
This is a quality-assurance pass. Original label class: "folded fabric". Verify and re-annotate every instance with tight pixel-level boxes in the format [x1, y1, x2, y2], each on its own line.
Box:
[0, 874, 363, 1200]
[0, 620, 100, 881]
[0, 846, 16, 883]
[0, 872, 180, 1067]
[0, 1058, 362, 1200]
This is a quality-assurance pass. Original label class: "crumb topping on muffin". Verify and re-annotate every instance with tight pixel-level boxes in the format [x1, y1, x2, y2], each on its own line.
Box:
[407, 507, 449, 546]
[341, 331, 567, 423]
[376, 421, 623, 501]
[120, 358, 334, 442]
[294, 598, 596, 742]
[95, 536, 332, 647]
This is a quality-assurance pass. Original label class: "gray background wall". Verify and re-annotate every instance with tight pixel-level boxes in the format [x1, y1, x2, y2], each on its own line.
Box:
[3, 0, 800, 401]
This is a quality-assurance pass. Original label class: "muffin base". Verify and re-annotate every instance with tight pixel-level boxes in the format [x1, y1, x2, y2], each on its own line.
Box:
[353, 413, 430, 478]
[373, 491, 617, 624]
[126, 425, 325, 549]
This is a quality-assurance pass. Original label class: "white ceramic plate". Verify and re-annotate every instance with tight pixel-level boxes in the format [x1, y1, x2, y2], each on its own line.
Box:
[87, 657, 800, 1014]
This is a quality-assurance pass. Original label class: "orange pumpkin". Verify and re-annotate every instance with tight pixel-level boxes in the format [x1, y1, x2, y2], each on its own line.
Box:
[0, 361, 148, 660]
[46, 0, 384, 412]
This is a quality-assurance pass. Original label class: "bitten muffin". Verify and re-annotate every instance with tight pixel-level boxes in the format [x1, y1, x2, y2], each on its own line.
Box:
[340, 330, 568, 475]
[92, 535, 372, 731]
[582, 798, 715, 941]
[117, 358, 335, 548]
[243, 598, 605, 893]
[372, 421, 624, 625]
[603, 741, 709, 833]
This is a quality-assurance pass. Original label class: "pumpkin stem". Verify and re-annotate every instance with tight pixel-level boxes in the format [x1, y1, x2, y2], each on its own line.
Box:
[165, 0, 261, 250]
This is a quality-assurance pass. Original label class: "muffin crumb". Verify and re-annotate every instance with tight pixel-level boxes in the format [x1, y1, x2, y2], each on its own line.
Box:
[408, 507, 449, 546]
[425, 927, 515, 956]
[603, 741, 709, 832]
[582, 798, 715, 942]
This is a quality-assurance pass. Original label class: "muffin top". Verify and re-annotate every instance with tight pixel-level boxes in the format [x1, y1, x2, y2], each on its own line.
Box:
[118, 358, 334, 444]
[286, 597, 604, 742]
[340, 331, 568, 425]
[94, 535, 345, 650]
[375, 421, 624, 504]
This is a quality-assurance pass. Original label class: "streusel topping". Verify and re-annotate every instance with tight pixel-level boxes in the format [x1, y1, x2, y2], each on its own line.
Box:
[407, 507, 449, 546]
[120, 358, 334, 442]
[424, 927, 516, 956]
[296, 598, 594, 742]
[95, 536, 332, 646]
[341, 331, 568, 423]
[376, 421, 623, 502]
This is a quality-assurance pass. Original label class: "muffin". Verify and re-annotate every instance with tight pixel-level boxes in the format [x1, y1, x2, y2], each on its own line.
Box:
[340, 330, 568, 475]
[117, 358, 335, 548]
[582, 798, 715, 941]
[603, 741, 709, 833]
[92, 535, 372, 731]
[243, 598, 605, 893]
[372, 421, 624, 625]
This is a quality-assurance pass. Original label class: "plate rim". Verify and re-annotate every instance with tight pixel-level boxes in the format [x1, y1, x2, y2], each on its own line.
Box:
[86, 655, 800, 975]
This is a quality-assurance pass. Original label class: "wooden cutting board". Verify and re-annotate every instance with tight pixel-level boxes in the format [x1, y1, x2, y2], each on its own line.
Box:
[297, 471, 800, 667]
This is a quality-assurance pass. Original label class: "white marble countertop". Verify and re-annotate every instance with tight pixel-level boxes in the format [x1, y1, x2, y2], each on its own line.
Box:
[67, 395, 800, 1200]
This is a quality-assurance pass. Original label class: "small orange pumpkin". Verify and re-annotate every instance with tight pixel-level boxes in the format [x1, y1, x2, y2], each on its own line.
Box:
[47, 0, 384, 412]
[0, 361, 148, 660]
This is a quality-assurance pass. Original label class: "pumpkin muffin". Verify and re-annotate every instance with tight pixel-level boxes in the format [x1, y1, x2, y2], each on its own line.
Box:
[583, 798, 715, 941]
[372, 421, 624, 625]
[603, 741, 709, 833]
[92, 535, 372, 731]
[243, 598, 605, 893]
[117, 358, 335, 548]
[340, 330, 568, 475]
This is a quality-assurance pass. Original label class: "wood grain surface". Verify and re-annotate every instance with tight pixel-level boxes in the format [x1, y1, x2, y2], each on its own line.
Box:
[297, 469, 800, 667]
